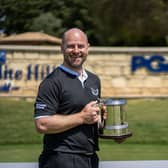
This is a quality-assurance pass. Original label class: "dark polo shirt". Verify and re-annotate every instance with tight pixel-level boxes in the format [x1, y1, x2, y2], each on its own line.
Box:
[34, 65, 101, 154]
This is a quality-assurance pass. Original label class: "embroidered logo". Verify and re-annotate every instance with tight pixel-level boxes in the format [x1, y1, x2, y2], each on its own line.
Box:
[36, 103, 47, 110]
[91, 88, 99, 96]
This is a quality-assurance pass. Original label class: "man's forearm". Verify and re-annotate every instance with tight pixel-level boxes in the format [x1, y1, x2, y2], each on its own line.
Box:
[34, 101, 100, 134]
[35, 113, 84, 134]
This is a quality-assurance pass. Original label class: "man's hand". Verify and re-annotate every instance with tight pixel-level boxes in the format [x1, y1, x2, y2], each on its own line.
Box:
[80, 101, 100, 124]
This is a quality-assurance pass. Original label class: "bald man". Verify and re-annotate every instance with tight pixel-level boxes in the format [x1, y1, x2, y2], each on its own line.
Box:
[34, 28, 106, 168]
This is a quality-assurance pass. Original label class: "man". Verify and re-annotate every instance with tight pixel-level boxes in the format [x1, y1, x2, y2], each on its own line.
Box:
[34, 28, 106, 168]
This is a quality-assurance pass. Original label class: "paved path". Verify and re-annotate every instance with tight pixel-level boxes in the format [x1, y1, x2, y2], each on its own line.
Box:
[0, 161, 168, 168]
[100, 160, 168, 168]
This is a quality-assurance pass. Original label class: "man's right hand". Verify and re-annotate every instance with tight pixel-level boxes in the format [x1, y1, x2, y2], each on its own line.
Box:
[80, 101, 100, 124]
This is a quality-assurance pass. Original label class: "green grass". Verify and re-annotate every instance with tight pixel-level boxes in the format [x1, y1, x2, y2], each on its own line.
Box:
[0, 98, 42, 144]
[0, 143, 168, 162]
[127, 99, 168, 144]
[98, 140, 168, 160]
[0, 144, 42, 162]
[0, 98, 168, 161]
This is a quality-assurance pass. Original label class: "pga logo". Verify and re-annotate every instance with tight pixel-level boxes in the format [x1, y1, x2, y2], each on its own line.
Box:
[131, 55, 168, 73]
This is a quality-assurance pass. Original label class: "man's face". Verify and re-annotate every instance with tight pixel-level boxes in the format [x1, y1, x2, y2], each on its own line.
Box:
[61, 30, 89, 69]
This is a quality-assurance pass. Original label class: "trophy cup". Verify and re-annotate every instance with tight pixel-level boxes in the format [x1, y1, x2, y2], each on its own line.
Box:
[98, 98, 132, 143]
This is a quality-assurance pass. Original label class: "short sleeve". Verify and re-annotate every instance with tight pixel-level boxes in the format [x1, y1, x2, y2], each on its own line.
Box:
[34, 79, 60, 118]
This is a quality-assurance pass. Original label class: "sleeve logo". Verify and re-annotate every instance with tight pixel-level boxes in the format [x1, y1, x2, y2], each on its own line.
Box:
[36, 103, 47, 110]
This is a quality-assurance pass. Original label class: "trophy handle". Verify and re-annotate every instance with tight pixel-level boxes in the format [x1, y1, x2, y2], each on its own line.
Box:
[97, 99, 106, 134]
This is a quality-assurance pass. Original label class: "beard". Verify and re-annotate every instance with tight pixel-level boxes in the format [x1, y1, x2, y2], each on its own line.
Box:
[64, 54, 87, 69]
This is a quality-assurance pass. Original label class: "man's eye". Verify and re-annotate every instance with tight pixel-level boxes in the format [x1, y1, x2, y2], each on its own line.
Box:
[66, 44, 85, 49]
[78, 45, 84, 48]
[67, 45, 74, 48]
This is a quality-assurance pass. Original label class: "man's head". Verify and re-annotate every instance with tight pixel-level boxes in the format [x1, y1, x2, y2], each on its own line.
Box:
[61, 28, 89, 71]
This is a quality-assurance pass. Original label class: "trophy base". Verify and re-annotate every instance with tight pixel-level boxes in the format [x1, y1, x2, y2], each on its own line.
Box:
[99, 132, 132, 144]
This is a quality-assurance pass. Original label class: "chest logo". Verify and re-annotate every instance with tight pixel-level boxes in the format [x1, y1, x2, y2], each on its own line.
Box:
[91, 88, 99, 96]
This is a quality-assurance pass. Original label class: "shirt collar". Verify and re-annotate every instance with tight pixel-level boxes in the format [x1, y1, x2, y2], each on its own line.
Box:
[59, 64, 80, 76]
[58, 64, 88, 79]
[78, 69, 88, 81]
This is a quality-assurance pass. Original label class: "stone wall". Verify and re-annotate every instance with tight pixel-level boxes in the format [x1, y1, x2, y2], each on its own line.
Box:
[0, 45, 168, 98]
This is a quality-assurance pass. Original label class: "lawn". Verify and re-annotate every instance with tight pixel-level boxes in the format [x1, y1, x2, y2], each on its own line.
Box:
[0, 143, 168, 162]
[0, 98, 168, 161]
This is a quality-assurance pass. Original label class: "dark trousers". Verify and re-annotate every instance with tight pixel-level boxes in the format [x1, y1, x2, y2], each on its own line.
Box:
[39, 151, 99, 168]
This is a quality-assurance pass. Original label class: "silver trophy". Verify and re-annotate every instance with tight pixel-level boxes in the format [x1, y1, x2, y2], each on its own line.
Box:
[98, 98, 132, 143]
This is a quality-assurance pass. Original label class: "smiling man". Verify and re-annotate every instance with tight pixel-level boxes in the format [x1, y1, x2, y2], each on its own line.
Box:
[34, 28, 106, 168]
[61, 28, 89, 70]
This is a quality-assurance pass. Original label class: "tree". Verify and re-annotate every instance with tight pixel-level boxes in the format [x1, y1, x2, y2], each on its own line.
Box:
[1, 0, 168, 46]
[0, 0, 43, 34]
[30, 12, 63, 36]
[0, 0, 94, 41]
[88, 0, 168, 46]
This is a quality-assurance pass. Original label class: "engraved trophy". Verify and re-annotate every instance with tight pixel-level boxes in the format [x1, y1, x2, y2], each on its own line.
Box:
[98, 98, 132, 143]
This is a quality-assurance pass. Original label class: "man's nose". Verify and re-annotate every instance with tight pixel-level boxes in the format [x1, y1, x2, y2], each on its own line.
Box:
[73, 45, 80, 53]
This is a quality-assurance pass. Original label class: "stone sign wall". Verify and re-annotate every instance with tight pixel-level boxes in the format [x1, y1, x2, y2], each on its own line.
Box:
[0, 45, 168, 98]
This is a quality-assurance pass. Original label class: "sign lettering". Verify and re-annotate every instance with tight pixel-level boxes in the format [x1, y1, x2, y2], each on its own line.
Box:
[131, 55, 168, 72]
